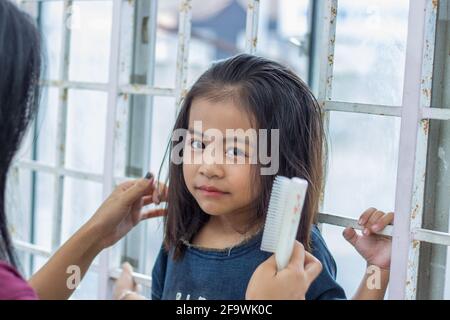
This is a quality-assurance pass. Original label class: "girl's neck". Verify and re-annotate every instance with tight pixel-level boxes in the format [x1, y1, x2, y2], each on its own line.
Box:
[209, 212, 254, 235]
[192, 209, 263, 249]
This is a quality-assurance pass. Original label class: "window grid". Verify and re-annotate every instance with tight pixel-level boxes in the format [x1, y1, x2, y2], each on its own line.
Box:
[388, 0, 433, 300]
[314, 0, 450, 300]
[10, 0, 450, 299]
[132, 0, 159, 281]
[402, 0, 437, 300]
[51, 0, 71, 252]
[96, 0, 127, 299]
[245, 0, 259, 54]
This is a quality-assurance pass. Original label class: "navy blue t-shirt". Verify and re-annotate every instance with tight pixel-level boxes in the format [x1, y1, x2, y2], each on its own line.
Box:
[151, 225, 346, 300]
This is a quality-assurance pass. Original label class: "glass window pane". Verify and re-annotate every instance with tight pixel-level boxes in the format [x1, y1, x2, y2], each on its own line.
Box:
[16, 252, 33, 278]
[62, 177, 103, 243]
[424, 120, 450, 230]
[33, 172, 55, 249]
[70, 271, 99, 300]
[150, 96, 177, 179]
[420, 119, 450, 298]
[120, 96, 175, 273]
[155, 1, 312, 87]
[332, 0, 409, 106]
[321, 223, 367, 296]
[322, 111, 399, 295]
[141, 98, 175, 272]
[145, 216, 164, 274]
[187, 0, 247, 85]
[65, 90, 107, 174]
[32, 256, 51, 275]
[323, 112, 399, 216]
[154, 0, 180, 88]
[35, 88, 59, 165]
[68, 0, 113, 83]
[8, 171, 54, 272]
[40, 0, 64, 80]
[113, 96, 130, 178]
[257, 0, 310, 80]
[6, 168, 32, 243]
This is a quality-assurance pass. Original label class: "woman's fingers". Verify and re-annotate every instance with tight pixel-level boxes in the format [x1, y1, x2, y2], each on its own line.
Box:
[286, 243, 322, 286]
[113, 262, 136, 299]
[152, 187, 160, 205]
[152, 181, 169, 205]
[140, 208, 167, 220]
[122, 178, 154, 205]
[135, 284, 143, 294]
[131, 197, 144, 225]
[255, 254, 278, 277]
[246, 242, 322, 300]
[116, 172, 153, 192]
[122, 262, 133, 275]
[303, 251, 322, 282]
[116, 180, 136, 192]
[116, 172, 168, 207]
[142, 190, 168, 206]
[142, 195, 153, 206]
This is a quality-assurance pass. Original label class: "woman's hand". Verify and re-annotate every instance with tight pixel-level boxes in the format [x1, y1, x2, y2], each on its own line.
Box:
[246, 241, 322, 300]
[343, 208, 393, 270]
[29, 173, 168, 300]
[87, 173, 168, 250]
[113, 263, 146, 300]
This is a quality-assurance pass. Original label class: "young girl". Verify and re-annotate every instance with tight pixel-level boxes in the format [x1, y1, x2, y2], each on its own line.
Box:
[148, 54, 392, 300]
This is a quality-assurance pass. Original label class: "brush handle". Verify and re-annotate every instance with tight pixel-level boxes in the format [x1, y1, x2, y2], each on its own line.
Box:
[275, 178, 308, 271]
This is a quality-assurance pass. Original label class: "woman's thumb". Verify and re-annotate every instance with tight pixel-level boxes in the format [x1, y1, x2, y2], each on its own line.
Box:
[123, 178, 153, 205]
[287, 241, 305, 272]
[122, 262, 133, 274]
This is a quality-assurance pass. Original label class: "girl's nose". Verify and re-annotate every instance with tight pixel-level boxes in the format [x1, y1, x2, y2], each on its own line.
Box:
[198, 162, 225, 179]
[197, 141, 226, 179]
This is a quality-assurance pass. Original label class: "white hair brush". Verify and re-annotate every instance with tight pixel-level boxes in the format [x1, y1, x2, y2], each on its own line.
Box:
[261, 176, 309, 271]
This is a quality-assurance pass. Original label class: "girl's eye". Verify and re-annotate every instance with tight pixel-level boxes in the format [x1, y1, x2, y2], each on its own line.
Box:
[226, 147, 246, 157]
[190, 139, 205, 150]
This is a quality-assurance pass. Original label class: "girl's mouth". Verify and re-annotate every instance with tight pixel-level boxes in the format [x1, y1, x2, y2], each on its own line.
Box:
[196, 185, 230, 197]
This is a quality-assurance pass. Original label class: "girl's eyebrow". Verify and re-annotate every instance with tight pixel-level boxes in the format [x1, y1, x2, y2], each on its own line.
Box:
[188, 128, 251, 146]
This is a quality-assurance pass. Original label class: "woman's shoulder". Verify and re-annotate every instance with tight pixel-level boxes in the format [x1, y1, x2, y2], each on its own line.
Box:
[0, 261, 37, 300]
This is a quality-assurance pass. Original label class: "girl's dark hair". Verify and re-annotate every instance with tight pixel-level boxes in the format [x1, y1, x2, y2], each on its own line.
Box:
[0, 0, 42, 267]
[164, 54, 325, 259]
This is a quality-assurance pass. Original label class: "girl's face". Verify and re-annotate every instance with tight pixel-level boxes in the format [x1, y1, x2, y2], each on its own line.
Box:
[182, 97, 258, 217]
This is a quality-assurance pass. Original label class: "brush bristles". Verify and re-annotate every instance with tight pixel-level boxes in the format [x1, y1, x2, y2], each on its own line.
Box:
[261, 176, 291, 253]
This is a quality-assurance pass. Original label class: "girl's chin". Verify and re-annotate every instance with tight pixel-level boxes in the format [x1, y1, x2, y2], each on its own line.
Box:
[201, 208, 229, 216]
[197, 202, 232, 216]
